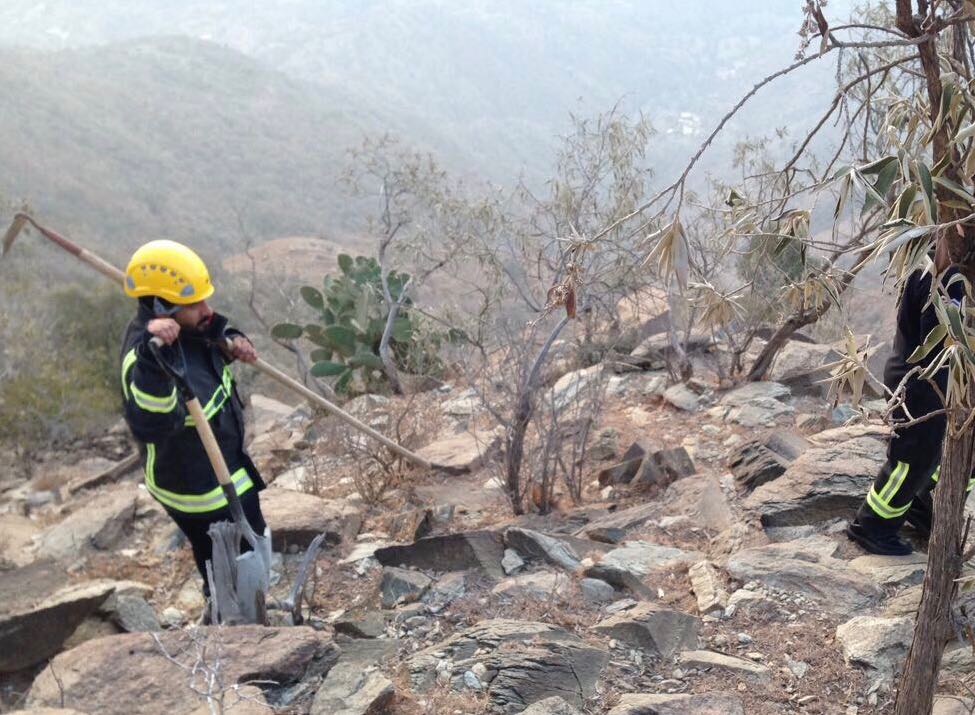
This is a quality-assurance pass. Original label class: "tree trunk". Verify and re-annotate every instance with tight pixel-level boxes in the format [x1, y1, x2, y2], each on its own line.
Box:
[893, 405, 975, 714]
[504, 316, 570, 515]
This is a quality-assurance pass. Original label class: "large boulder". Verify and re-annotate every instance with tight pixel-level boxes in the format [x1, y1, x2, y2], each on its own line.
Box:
[0, 574, 121, 673]
[745, 433, 886, 526]
[374, 530, 505, 578]
[34, 484, 139, 560]
[726, 537, 881, 611]
[259, 488, 362, 550]
[29, 626, 338, 715]
[593, 603, 700, 658]
[407, 620, 607, 712]
[607, 692, 745, 715]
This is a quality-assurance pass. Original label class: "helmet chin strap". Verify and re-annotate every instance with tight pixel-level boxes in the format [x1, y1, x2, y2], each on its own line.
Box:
[152, 296, 182, 317]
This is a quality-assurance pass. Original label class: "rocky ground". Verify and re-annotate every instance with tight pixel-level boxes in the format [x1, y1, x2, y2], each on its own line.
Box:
[2, 322, 975, 714]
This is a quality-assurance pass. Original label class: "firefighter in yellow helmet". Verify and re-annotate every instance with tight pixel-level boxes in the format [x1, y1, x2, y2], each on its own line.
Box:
[120, 240, 265, 610]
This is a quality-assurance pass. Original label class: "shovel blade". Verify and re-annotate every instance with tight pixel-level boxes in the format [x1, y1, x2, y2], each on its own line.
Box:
[2, 214, 28, 257]
[234, 527, 272, 624]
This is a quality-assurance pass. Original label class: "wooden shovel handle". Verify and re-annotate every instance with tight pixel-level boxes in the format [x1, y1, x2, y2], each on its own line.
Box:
[186, 397, 234, 488]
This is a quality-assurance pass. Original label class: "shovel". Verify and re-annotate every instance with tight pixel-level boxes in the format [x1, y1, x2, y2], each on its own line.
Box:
[147, 336, 272, 624]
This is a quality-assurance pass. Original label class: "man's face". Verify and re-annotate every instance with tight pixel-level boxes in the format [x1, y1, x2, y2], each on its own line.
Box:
[172, 300, 214, 332]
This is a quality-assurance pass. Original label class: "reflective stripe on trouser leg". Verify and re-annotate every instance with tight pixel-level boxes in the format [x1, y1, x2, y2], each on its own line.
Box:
[926, 465, 974, 492]
[866, 461, 913, 520]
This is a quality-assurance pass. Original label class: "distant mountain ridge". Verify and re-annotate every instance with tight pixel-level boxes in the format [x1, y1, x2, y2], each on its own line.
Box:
[0, 2, 849, 257]
[0, 36, 397, 260]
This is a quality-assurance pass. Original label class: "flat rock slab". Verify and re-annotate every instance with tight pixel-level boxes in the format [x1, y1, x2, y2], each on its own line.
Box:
[522, 696, 584, 715]
[311, 661, 395, 715]
[716, 382, 793, 427]
[1, 578, 121, 673]
[726, 537, 880, 611]
[745, 434, 886, 526]
[416, 428, 502, 471]
[576, 503, 658, 538]
[375, 530, 504, 579]
[593, 602, 700, 658]
[935, 697, 975, 715]
[607, 692, 745, 715]
[28, 626, 338, 715]
[504, 527, 581, 570]
[35, 485, 139, 561]
[848, 553, 927, 588]
[407, 619, 607, 712]
[492, 572, 571, 600]
[260, 488, 362, 550]
[334, 611, 386, 639]
[679, 650, 770, 679]
[600, 541, 702, 577]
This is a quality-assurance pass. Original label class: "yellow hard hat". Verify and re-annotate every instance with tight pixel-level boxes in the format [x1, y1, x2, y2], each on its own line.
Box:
[124, 240, 214, 304]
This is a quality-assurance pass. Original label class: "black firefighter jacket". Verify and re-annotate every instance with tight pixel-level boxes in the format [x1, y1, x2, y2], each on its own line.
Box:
[884, 265, 963, 463]
[120, 304, 265, 516]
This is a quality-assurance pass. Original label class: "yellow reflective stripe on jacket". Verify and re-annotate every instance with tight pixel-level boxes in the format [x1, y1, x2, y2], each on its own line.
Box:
[130, 383, 179, 414]
[144, 443, 254, 513]
[184, 366, 235, 426]
[184, 385, 230, 427]
[121, 348, 138, 401]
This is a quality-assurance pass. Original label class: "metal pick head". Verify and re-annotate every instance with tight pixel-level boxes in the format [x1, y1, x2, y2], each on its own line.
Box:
[1, 214, 29, 257]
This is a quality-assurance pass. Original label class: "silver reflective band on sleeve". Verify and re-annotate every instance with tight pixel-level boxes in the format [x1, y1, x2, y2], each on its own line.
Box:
[131, 383, 179, 413]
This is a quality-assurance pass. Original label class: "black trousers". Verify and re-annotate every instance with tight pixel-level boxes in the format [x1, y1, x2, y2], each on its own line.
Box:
[167, 489, 267, 596]
[856, 352, 947, 532]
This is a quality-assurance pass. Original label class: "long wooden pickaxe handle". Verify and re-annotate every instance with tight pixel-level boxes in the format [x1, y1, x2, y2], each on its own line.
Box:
[2, 213, 449, 473]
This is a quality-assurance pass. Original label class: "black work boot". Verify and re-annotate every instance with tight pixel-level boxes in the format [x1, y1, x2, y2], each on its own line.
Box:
[846, 518, 913, 556]
[904, 493, 933, 539]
